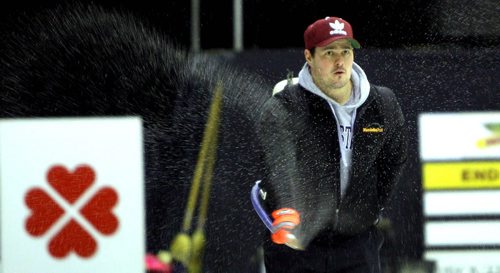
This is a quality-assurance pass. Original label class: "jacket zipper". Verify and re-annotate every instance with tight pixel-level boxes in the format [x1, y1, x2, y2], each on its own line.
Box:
[334, 190, 341, 230]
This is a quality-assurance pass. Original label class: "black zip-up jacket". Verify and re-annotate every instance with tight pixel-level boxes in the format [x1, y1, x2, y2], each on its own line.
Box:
[258, 83, 407, 244]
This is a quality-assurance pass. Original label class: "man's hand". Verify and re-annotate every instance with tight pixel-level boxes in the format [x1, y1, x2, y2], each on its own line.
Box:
[271, 208, 300, 244]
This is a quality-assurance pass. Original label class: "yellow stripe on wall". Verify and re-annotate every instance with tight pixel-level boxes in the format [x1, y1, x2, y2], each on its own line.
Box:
[423, 161, 500, 190]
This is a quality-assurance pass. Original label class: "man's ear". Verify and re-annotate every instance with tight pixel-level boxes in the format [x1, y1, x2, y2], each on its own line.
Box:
[304, 49, 312, 65]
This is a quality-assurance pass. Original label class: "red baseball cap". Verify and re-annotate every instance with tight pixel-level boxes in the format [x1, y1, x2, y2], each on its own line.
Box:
[304, 16, 361, 50]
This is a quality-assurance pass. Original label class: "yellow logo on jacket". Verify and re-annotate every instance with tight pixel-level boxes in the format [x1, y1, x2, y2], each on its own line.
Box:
[362, 123, 384, 133]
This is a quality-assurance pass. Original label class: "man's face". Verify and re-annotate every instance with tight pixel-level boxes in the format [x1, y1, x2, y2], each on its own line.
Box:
[305, 39, 354, 92]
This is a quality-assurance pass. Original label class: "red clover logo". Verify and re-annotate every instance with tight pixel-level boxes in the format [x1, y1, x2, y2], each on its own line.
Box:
[25, 165, 119, 258]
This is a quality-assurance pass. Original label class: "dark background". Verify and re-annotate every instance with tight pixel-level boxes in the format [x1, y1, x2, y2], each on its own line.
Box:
[1, 0, 499, 50]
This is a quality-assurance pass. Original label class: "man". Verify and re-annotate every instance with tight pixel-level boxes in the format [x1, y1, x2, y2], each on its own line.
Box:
[258, 16, 408, 273]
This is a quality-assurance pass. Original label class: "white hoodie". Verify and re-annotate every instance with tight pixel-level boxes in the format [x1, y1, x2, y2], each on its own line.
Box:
[298, 62, 370, 197]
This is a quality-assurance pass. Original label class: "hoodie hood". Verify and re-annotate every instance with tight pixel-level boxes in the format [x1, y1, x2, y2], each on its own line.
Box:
[298, 62, 370, 109]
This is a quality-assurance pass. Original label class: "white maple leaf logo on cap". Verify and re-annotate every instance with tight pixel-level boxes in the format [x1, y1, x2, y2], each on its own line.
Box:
[329, 20, 347, 35]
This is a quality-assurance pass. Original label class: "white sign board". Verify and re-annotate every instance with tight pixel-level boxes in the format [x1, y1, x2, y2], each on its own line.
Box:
[0, 117, 145, 273]
[419, 112, 500, 273]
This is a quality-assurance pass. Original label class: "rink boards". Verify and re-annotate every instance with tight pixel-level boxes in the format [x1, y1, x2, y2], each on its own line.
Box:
[419, 112, 500, 273]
